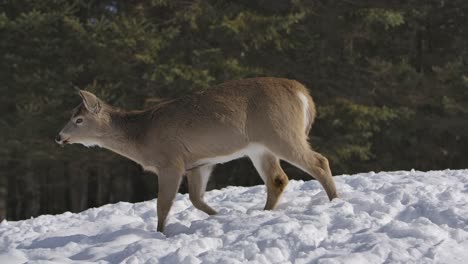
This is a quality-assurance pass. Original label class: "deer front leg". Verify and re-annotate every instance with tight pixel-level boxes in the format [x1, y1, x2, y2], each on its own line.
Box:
[156, 167, 183, 233]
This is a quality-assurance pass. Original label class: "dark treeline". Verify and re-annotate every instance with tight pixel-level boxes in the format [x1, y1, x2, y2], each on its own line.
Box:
[1, 0, 468, 221]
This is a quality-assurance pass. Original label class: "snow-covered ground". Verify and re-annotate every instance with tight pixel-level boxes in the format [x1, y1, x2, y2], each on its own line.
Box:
[1, 170, 468, 264]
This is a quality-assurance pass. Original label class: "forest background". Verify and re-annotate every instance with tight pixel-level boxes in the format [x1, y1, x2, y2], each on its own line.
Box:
[1, 0, 467, 221]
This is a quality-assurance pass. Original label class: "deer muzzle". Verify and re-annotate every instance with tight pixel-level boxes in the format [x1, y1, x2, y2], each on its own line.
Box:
[55, 133, 70, 146]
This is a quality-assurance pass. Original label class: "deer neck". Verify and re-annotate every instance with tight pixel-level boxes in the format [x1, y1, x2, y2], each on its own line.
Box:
[99, 109, 151, 165]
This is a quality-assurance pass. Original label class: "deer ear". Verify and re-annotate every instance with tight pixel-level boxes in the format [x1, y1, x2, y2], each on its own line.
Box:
[79, 90, 101, 114]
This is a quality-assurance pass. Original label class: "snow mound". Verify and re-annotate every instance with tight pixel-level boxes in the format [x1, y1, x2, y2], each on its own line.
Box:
[1, 170, 468, 263]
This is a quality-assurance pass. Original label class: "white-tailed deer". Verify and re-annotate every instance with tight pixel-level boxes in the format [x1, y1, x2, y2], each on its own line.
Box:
[56, 77, 338, 233]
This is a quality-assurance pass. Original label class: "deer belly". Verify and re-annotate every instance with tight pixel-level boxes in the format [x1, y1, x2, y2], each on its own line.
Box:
[193, 143, 269, 166]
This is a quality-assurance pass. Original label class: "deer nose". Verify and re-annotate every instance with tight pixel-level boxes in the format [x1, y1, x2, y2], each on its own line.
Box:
[55, 134, 62, 143]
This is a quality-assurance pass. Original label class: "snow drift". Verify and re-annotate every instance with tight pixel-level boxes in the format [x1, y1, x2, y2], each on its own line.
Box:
[1, 170, 468, 263]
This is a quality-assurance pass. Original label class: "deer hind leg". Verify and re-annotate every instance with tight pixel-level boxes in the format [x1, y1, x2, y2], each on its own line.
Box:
[300, 150, 338, 201]
[187, 165, 217, 215]
[250, 152, 289, 210]
[270, 139, 338, 201]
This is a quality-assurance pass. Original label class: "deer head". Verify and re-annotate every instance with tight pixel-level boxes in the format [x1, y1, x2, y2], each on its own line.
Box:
[56, 90, 110, 148]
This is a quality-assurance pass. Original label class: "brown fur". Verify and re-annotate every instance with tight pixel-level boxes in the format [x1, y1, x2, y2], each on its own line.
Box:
[56, 77, 339, 234]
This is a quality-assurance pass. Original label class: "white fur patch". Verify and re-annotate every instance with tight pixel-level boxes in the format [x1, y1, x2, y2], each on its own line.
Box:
[194, 143, 269, 168]
[143, 166, 159, 174]
[78, 140, 102, 148]
[249, 155, 268, 183]
[297, 92, 309, 132]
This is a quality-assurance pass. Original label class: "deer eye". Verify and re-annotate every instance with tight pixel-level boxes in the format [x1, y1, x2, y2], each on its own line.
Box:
[75, 118, 83, 124]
